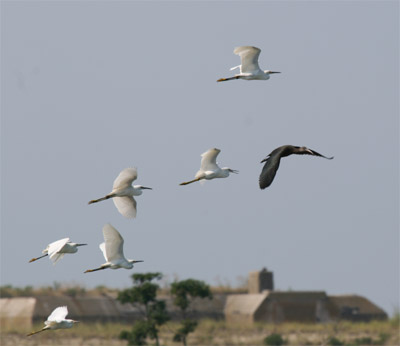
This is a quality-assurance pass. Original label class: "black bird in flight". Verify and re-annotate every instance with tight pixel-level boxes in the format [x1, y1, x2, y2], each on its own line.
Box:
[259, 145, 334, 189]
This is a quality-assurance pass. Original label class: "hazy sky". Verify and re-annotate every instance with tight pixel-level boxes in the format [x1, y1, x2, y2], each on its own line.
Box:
[1, 1, 398, 316]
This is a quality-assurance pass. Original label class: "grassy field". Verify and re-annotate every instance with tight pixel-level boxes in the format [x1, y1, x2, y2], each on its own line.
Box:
[1, 318, 399, 346]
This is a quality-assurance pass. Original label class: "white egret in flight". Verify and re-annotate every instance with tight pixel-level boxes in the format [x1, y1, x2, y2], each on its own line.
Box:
[29, 238, 87, 264]
[217, 46, 280, 82]
[84, 223, 143, 273]
[259, 145, 334, 189]
[27, 306, 79, 336]
[180, 148, 238, 186]
[88, 167, 152, 218]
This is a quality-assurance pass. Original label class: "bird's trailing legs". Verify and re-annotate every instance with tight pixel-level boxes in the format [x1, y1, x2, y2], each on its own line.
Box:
[27, 327, 49, 336]
[217, 76, 240, 82]
[88, 194, 114, 205]
[84, 266, 106, 274]
[179, 177, 202, 186]
[29, 254, 48, 263]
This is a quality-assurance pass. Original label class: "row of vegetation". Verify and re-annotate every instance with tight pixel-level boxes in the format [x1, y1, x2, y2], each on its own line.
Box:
[263, 332, 392, 345]
[0, 276, 246, 298]
[4, 319, 399, 345]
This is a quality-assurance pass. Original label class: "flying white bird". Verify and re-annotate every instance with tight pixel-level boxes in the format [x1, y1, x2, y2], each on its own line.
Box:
[84, 223, 143, 273]
[217, 46, 280, 82]
[88, 167, 152, 218]
[27, 306, 79, 336]
[29, 238, 87, 264]
[180, 148, 238, 186]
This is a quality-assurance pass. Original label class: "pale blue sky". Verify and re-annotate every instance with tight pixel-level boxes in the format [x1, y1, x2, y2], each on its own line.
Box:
[1, 1, 398, 316]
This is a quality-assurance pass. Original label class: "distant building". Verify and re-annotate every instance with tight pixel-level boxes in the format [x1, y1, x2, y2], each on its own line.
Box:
[0, 295, 136, 329]
[327, 295, 388, 322]
[0, 268, 388, 328]
[225, 291, 330, 323]
[0, 293, 226, 329]
[224, 268, 388, 324]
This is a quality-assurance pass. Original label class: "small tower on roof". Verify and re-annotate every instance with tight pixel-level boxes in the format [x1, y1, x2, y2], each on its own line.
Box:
[248, 267, 274, 293]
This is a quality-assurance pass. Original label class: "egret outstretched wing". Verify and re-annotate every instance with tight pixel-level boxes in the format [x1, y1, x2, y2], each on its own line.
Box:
[200, 148, 221, 172]
[113, 168, 138, 189]
[99, 242, 107, 261]
[113, 196, 137, 219]
[47, 306, 68, 323]
[47, 238, 69, 264]
[234, 46, 261, 74]
[102, 223, 125, 262]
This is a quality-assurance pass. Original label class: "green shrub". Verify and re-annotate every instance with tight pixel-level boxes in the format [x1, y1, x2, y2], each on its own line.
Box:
[327, 336, 344, 345]
[264, 333, 285, 345]
[351, 333, 391, 345]
[353, 337, 373, 345]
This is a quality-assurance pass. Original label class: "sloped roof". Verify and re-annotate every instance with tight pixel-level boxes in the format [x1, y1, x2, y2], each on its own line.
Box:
[33, 295, 126, 318]
[0, 297, 36, 319]
[0, 296, 141, 321]
[160, 293, 226, 319]
[328, 295, 387, 316]
[265, 291, 327, 302]
[224, 293, 267, 316]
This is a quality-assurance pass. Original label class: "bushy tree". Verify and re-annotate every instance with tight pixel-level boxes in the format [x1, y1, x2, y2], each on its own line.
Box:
[171, 279, 212, 346]
[118, 272, 169, 346]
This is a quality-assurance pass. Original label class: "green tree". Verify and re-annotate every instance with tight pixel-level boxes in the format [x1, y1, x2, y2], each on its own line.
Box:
[118, 272, 169, 346]
[171, 279, 212, 346]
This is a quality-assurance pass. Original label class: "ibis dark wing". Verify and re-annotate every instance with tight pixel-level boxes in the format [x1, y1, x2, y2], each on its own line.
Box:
[259, 146, 290, 189]
[259, 154, 282, 189]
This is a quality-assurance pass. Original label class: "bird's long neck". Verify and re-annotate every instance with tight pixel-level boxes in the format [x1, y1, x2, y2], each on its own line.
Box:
[281, 146, 297, 157]
[221, 168, 231, 177]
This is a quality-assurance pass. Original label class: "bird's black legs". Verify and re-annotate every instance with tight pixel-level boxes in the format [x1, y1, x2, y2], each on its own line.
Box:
[88, 195, 113, 205]
[84, 266, 106, 273]
[217, 76, 240, 82]
[179, 178, 202, 186]
[29, 254, 48, 263]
